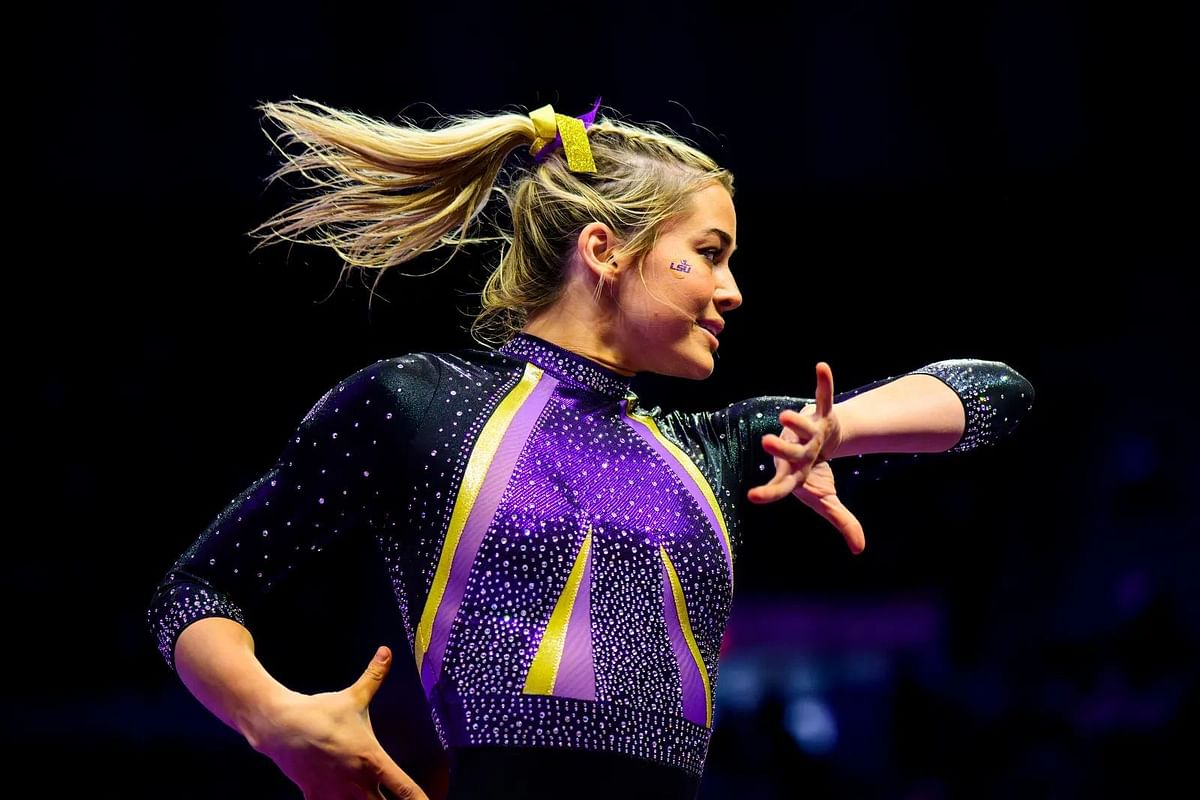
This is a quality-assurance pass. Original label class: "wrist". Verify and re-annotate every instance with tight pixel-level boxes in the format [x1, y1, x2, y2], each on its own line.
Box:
[236, 683, 299, 750]
[828, 402, 852, 459]
[800, 402, 851, 460]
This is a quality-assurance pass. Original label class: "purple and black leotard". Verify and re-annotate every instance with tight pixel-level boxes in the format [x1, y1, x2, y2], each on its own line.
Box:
[147, 332, 1034, 797]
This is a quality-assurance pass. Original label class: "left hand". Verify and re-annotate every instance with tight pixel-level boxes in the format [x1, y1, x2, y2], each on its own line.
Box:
[747, 362, 866, 554]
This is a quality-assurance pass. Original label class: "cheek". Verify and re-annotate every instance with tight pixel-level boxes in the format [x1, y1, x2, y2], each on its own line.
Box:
[617, 258, 711, 332]
[661, 256, 714, 294]
[665, 258, 696, 279]
[668, 266, 716, 305]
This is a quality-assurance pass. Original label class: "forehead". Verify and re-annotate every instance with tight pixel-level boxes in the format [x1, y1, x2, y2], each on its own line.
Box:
[684, 184, 737, 250]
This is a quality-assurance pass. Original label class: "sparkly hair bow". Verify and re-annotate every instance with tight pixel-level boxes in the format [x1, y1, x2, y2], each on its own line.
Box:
[528, 96, 602, 173]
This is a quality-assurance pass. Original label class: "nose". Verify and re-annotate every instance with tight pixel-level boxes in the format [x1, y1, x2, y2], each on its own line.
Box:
[714, 269, 743, 313]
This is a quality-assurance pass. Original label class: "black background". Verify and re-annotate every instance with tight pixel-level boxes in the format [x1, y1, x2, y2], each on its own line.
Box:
[15, 1, 1196, 797]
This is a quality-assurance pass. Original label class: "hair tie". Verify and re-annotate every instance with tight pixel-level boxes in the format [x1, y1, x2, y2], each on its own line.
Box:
[528, 96, 602, 173]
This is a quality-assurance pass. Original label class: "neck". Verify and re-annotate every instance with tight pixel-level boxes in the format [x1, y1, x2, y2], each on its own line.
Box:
[499, 331, 638, 400]
[521, 308, 637, 377]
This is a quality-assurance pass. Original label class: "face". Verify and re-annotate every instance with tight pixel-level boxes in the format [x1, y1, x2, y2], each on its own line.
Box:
[611, 183, 741, 379]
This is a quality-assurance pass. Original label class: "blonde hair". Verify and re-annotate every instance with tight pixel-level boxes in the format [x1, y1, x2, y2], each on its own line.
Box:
[249, 97, 735, 346]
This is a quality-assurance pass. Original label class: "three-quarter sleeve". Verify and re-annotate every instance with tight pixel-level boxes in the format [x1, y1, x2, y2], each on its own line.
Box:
[713, 359, 1034, 494]
[146, 354, 440, 672]
[908, 359, 1035, 453]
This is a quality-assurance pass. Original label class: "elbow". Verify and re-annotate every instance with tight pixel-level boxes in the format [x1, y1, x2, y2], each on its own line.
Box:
[921, 360, 1035, 452]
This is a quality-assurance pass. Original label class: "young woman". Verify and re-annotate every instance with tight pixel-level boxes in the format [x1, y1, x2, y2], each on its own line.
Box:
[147, 97, 1034, 800]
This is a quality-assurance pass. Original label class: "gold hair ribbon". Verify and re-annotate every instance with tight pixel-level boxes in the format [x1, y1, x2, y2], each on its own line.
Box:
[527, 101, 599, 173]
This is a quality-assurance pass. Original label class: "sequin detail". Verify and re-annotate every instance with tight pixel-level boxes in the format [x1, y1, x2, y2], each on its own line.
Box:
[622, 400, 734, 593]
[147, 335, 1034, 778]
[660, 546, 712, 727]
[912, 359, 1035, 453]
[417, 363, 556, 696]
[150, 582, 247, 671]
[498, 334, 634, 400]
[524, 524, 595, 698]
[434, 686, 710, 775]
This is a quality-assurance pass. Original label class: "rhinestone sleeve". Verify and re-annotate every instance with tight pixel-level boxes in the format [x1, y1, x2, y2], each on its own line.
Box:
[911, 359, 1035, 453]
[712, 372, 908, 491]
[146, 355, 440, 672]
[702, 359, 1034, 491]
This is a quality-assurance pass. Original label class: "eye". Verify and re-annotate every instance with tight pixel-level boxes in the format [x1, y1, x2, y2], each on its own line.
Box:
[699, 248, 722, 263]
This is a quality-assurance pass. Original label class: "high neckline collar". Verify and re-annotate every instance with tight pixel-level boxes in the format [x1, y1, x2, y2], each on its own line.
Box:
[497, 332, 637, 399]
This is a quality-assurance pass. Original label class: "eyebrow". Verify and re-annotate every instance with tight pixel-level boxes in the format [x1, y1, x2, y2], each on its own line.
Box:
[702, 227, 738, 254]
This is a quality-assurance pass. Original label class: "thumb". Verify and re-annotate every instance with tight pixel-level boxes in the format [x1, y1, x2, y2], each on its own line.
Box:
[350, 646, 392, 705]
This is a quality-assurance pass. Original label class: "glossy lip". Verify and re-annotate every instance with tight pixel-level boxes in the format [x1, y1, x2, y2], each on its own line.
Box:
[697, 323, 720, 350]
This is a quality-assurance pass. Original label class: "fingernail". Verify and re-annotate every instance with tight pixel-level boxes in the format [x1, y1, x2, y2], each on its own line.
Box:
[375, 650, 389, 663]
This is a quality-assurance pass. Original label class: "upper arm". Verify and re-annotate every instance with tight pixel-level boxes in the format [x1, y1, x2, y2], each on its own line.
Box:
[146, 354, 441, 671]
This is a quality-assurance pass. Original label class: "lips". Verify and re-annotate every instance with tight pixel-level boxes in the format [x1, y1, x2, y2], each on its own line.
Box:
[696, 322, 720, 349]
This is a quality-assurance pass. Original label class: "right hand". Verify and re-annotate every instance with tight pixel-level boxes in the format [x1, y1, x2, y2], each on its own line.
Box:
[247, 646, 430, 800]
[787, 459, 866, 555]
[748, 362, 844, 504]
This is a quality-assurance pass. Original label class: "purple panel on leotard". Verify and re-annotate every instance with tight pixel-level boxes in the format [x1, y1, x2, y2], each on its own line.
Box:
[420, 373, 560, 696]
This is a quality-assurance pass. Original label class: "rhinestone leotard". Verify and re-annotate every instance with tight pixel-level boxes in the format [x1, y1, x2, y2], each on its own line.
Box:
[147, 332, 1034, 793]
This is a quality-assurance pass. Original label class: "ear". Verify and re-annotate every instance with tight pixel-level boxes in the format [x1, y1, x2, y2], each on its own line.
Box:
[576, 222, 624, 286]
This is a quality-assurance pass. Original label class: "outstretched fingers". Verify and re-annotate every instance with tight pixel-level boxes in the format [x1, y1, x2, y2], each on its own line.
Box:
[817, 494, 865, 554]
[815, 362, 835, 418]
[779, 409, 817, 439]
[762, 431, 820, 469]
[747, 457, 799, 503]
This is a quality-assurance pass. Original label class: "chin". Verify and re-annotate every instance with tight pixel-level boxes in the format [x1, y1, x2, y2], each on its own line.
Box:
[645, 353, 713, 380]
[645, 336, 716, 380]
[676, 349, 716, 380]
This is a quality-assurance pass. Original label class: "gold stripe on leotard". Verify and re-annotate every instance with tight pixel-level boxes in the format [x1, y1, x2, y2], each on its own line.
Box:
[524, 524, 593, 695]
[661, 545, 713, 728]
[414, 362, 545, 671]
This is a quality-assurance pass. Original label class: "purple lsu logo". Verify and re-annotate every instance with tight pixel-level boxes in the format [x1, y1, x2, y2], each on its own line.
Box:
[669, 259, 692, 276]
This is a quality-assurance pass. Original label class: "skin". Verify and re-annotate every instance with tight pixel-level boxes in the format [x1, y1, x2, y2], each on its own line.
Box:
[524, 182, 865, 552]
[174, 620, 430, 800]
[178, 185, 870, 800]
[523, 182, 743, 381]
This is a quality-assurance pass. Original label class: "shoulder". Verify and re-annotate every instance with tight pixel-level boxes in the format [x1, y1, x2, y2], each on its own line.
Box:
[300, 352, 444, 427]
[427, 345, 529, 378]
[357, 352, 445, 395]
[317, 345, 537, 422]
[324, 344, 523, 407]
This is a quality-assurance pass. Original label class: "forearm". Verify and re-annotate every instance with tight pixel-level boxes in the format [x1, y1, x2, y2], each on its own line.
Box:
[808, 374, 965, 458]
[173, 616, 295, 747]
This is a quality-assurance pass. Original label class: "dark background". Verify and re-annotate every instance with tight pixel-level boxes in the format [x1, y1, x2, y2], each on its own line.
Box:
[15, 1, 1196, 797]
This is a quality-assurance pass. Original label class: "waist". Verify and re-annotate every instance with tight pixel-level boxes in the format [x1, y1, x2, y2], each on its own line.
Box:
[432, 686, 712, 776]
